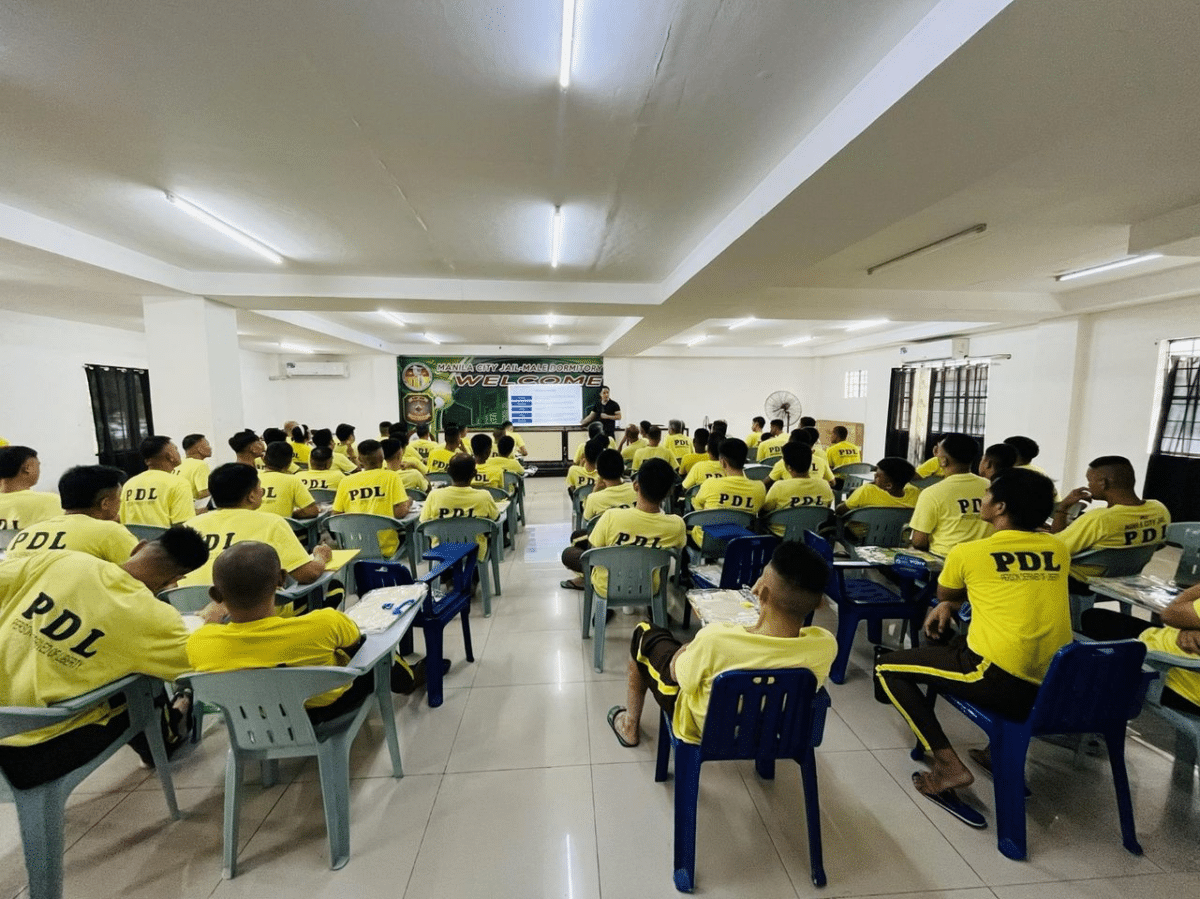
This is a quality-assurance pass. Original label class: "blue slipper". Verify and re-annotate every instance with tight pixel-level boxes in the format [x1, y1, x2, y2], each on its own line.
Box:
[913, 773, 986, 828]
[607, 706, 637, 747]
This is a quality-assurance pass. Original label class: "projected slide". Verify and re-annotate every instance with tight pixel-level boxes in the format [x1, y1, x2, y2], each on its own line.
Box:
[508, 383, 583, 427]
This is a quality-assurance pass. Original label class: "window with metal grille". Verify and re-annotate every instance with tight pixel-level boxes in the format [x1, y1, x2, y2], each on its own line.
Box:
[84, 365, 154, 476]
[928, 363, 989, 438]
[844, 369, 868, 398]
[1153, 337, 1200, 458]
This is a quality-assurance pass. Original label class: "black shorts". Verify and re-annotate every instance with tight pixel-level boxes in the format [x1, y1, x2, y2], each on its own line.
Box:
[631, 622, 683, 717]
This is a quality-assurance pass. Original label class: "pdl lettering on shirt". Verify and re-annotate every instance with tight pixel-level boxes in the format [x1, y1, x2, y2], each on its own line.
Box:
[788, 496, 821, 507]
[719, 492, 756, 509]
[202, 532, 239, 552]
[1125, 526, 1164, 545]
[612, 532, 667, 547]
[957, 497, 982, 515]
[348, 486, 387, 502]
[990, 550, 1062, 581]
[9, 530, 69, 552]
[436, 508, 478, 518]
[19, 591, 106, 660]
[126, 487, 159, 501]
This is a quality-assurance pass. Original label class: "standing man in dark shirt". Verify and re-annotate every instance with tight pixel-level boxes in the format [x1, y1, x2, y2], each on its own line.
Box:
[582, 385, 622, 439]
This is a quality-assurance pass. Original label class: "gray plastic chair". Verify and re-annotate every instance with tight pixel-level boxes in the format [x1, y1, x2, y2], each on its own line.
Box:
[417, 517, 503, 616]
[1165, 522, 1200, 587]
[580, 545, 674, 672]
[833, 462, 876, 478]
[503, 471, 527, 529]
[406, 487, 428, 503]
[571, 483, 595, 531]
[0, 674, 180, 899]
[159, 584, 213, 614]
[183, 665, 402, 878]
[743, 465, 772, 482]
[483, 486, 515, 544]
[839, 506, 913, 549]
[0, 528, 17, 550]
[1142, 651, 1200, 784]
[911, 475, 942, 490]
[764, 505, 832, 542]
[326, 512, 417, 576]
[426, 473, 453, 489]
[309, 488, 337, 505]
[1069, 543, 1163, 629]
[126, 524, 167, 541]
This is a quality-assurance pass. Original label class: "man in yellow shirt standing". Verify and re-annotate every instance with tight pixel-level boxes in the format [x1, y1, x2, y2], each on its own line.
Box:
[176, 434, 213, 504]
[0, 527, 210, 788]
[877, 470, 1070, 816]
[0, 446, 62, 531]
[7, 465, 137, 564]
[257, 442, 319, 519]
[825, 426, 862, 469]
[691, 438, 766, 546]
[119, 436, 195, 528]
[909, 433, 992, 557]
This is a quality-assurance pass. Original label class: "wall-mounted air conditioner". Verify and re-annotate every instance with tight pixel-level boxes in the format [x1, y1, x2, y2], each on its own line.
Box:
[284, 361, 348, 378]
[898, 337, 969, 363]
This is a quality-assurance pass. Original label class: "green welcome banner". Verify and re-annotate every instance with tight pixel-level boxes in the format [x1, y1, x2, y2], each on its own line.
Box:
[397, 355, 604, 432]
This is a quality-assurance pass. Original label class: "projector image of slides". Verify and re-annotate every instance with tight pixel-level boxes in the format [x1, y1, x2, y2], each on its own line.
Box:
[507, 383, 582, 427]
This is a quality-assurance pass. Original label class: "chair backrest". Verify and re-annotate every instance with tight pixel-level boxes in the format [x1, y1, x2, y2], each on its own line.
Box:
[581, 545, 674, 602]
[843, 507, 913, 547]
[159, 585, 213, 614]
[1027, 640, 1150, 735]
[683, 509, 757, 556]
[325, 513, 402, 558]
[126, 524, 168, 542]
[417, 516, 496, 547]
[698, 668, 824, 765]
[406, 488, 428, 502]
[503, 471, 524, 493]
[1166, 522, 1200, 587]
[765, 506, 831, 543]
[309, 488, 336, 505]
[743, 465, 772, 482]
[841, 474, 870, 493]
[187, 667, 355, 755]
[427, 473, 452, 489]
[911, 475, 941, 490]
[718, 535, 779, 589]
[573, 483, 595, 506]
[833, 463, 875, 477]
[484, 486, 508, 502]
[0, 528, 16, 551]
[802, 530, 842, 603]
[1071, 543, 1160, 578]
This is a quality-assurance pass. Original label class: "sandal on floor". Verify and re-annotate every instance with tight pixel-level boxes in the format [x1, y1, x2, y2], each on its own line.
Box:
[560, 579, 584, 591]
[607, 706, 638, 748]
[913, 773, 986, 828]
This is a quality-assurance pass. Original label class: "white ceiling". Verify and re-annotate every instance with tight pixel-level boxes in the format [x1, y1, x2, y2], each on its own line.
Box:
[2, 0, 1199, 358]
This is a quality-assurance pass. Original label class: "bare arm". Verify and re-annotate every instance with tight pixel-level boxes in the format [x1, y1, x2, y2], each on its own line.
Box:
[910, 529, 931, 550]
[290, 545, 332, 584]
[925, 584, 966, 639]
[1162, 584, 1200, 630]
[292, 502, 319, 520]
[392, 498, 412, 518]
[1050, 487, 1091, 533]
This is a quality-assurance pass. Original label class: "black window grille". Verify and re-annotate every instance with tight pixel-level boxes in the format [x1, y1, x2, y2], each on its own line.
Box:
[84, 365, 154, 476]
[1154, 338, 1200, 458]
[928, 363, 989, 439]
[884, 368, 916, 458]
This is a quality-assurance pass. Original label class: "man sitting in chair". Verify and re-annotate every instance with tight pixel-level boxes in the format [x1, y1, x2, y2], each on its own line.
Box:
[690, 438, 765, 548]
[607, 540, 837, 747]
[7, 465, 138, 564]
[876, 469, 1071, 820]
[908, 433, 992, 557]
[419, 455, 500, 562]
[760, 443, 834, 536]
[559, 449, 640, 591]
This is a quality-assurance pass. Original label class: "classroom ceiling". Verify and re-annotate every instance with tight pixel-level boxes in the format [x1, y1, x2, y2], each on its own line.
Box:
[1, 0, 1199, 358]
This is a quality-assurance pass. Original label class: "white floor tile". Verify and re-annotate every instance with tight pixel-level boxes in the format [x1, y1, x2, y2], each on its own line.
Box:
[471, 628, 588, 687]
[993, 871, 1200, 898]
[447, 682, 591, 772]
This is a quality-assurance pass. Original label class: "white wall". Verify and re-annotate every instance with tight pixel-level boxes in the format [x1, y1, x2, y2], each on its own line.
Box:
[239, 351, 401, 441]
[0, 311, 148, 488]
[603, 355, 818, 436]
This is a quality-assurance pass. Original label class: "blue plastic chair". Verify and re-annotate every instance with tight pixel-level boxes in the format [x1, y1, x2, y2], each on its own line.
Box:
[655, 668, 831, 892]
[910, 639, 1154, 861]
[0, 674, 180, 899]
[353, 541, 479, 708]
[804, 530, 923, 685]
[686, 534, 778, 628]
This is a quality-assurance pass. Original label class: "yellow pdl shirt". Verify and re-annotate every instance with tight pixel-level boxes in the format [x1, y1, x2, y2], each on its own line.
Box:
[915, 457, 945, 479]
[508, 432, 527, 454]
[1139, 616, 1200, 708]
[257, 470, 317, 518]
[938, 530, 1072, 683]
[745, 432, 763, 449]
[589, 507, 686, 596]
[418, 485, 499, 558]
[255, 458, 300, 474]
[333, 468, 408, 557]
[669, 623, 837, 743]
[428, 447, 465, 474]
[620, 439, 647, 462]
[472, 462, 505, 491]
[682, 460, 724, 489]
[409, 438, 441, 462]
[402, 447, 428, 475]
[665, 434, 693, 464]
[693, 475, 765, 544]
[755, 435, 788, 463]
[0, 490, 63, 531]
[761, 478, 834, 517]
[632, 444, 676, 471]
[175, 458, 210, 499]
[826, 441, 862, 468]
[298, 468, 345, 491]
[289, 441, 312, 464]
[490, 455, 525, 483]
[1057, 500, 1171, 577]
[566, 465, 598, 492]
[119, 470, 195, 527]
[574, 437, 617, 465]
[180, 508, 312, 586]
[844, 483, 920, 510]
[397, 468, 429, 493]
[770, 455, 836, 484]
[679, 452, 707, 475]
[0, 437, 8, 447]
[332, 442, 357, 462]
[186, 609, 361, 708]
[910, 473, 993, 557]
[7, 515, 138, 564]
[583, 482, 638, 521]
[0, 552, 190, 746]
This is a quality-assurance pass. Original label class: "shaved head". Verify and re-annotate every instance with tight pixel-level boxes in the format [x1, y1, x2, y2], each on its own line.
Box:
[211, 541, 282, 610]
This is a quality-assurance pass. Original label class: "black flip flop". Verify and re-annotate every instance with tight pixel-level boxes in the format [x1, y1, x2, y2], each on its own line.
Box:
[607, 706, 637, 747]
[560, 579, 584, 591]
[913, 773, 986, 828]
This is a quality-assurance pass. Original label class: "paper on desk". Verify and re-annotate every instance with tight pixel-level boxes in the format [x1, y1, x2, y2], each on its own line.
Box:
[687, 588, 760, 627]
[325, 549, 360, 571]
[346, 584, 427, 633]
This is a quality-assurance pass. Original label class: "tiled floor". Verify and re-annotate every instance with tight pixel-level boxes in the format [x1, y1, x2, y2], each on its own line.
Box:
[4, 479, 1200, 898]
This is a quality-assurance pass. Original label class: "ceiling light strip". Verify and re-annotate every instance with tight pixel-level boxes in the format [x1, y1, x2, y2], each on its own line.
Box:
[559, 0, 576, 89]
[686, 335, 709, 347]
[165, 192, 284, 264]
[378, 310, 406, 326]
[783, 336, 813, 347]
[866, 224, 986, 276]
[844, 318, 889, 332]
[551, 206, 564, 268]
[1054, 253, 1163, 282]
[728, 317, 754, 330]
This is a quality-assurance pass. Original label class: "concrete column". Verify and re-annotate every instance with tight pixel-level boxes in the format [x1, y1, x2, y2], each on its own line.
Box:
[142, 296, 245, 464]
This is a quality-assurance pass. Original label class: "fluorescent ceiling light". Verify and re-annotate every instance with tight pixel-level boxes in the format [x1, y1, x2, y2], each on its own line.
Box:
[686, 335, 709, 347]
[729, 317, 755, 330]
[378, 310, 406, 326]
[545, 334, 555, 347]
[546, 312, 555, 327]
[164, 191, 284, 264]
[550, 206, 564, 268]
[844, 318, 889, 332]
[866, 224, 986, 276]
[559, 0, 576, 89]
[280, 342, 313, 354]
[423, 333, 441, 345]
[1055, 253, 1163, 282]
[783, 335, 813, 347]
